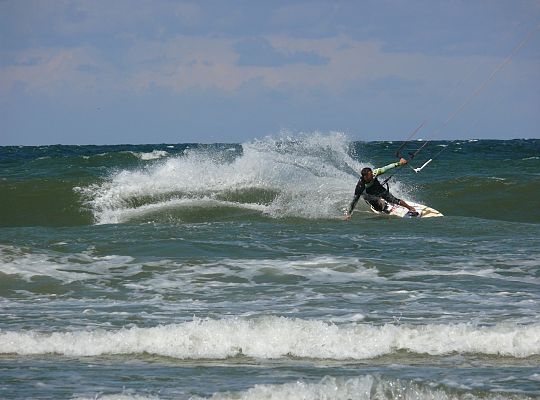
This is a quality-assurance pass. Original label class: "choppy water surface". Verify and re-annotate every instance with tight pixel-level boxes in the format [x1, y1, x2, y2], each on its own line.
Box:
[1, 134, 539, 399]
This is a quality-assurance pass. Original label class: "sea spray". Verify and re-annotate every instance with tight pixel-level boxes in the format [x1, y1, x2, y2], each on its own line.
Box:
[77, 133, 411, 224]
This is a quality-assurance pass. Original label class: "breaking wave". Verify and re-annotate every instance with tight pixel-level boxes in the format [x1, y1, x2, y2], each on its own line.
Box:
[2, 317, 538, 360]
[76, 132, 401, 224]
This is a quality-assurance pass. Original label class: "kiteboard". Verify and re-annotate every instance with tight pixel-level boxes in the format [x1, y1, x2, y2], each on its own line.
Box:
[367, 200, 443, 218]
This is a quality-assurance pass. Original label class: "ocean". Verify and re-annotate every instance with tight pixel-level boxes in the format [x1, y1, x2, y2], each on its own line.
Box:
[1, 133, 539, 399]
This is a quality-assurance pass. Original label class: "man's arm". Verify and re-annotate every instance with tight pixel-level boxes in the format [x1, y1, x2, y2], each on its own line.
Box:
[344, 184, 364, 220]
[344, 194, 360, 221]
[373, 158, 408, 177]
[347, 194, 361, 215]
[373, 162, 400, 177]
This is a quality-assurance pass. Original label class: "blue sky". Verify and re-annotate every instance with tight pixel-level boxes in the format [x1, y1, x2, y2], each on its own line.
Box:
[1, 1, 539, 145]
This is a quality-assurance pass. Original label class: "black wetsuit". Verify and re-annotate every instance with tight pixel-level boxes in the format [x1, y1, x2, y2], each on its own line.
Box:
[348, 162, 402, 214]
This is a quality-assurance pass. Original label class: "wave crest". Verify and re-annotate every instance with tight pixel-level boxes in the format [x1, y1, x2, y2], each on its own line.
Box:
[77, 132, 372, 224]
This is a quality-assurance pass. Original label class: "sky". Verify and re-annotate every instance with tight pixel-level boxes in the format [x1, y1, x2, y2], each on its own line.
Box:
[1, 0, 540, 145]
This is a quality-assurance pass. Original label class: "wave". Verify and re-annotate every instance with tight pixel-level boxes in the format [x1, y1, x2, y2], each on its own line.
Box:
[131, 150, 170, 160]
[74, 375, 536, 400]
[2, 317, 538, 359]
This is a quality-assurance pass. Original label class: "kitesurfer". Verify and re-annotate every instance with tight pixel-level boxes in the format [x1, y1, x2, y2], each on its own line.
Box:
[344, 158, 418, 220]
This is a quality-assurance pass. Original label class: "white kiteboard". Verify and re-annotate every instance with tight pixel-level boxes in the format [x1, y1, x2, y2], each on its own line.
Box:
[367, 200, 443, 218]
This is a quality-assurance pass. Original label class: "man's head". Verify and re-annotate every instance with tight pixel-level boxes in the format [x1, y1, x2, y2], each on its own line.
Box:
[361, 167, 374, 182]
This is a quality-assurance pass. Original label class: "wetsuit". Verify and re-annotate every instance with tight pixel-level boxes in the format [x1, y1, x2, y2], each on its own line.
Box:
[347, 162, 402, 214]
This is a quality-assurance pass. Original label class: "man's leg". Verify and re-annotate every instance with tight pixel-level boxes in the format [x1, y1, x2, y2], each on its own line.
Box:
[398, 199, 417, 213]
[363, 194, 387, 212]
[384, 192, 418, 214]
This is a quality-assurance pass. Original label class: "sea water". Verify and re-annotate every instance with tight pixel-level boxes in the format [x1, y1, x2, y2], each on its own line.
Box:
[1, 133, 539, 399]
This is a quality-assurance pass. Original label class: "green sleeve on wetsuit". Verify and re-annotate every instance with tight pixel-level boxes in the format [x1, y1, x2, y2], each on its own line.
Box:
[373, 162, 400, 177]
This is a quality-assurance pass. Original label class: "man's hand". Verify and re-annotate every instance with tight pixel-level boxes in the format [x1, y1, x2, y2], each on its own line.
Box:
[343, 213, 352, 221]
[399, 157, 408, 165]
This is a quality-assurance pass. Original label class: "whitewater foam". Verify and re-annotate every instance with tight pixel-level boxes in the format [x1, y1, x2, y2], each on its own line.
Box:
[133, 150, 169, 160]
[0, 245, 379, 287]
[2, 317, 538, 359]
[92, 197, 267, 225]
[0, 245, 136, 282]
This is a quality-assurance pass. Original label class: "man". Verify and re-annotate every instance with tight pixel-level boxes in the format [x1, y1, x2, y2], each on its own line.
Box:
[344, 158, 418, 220]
